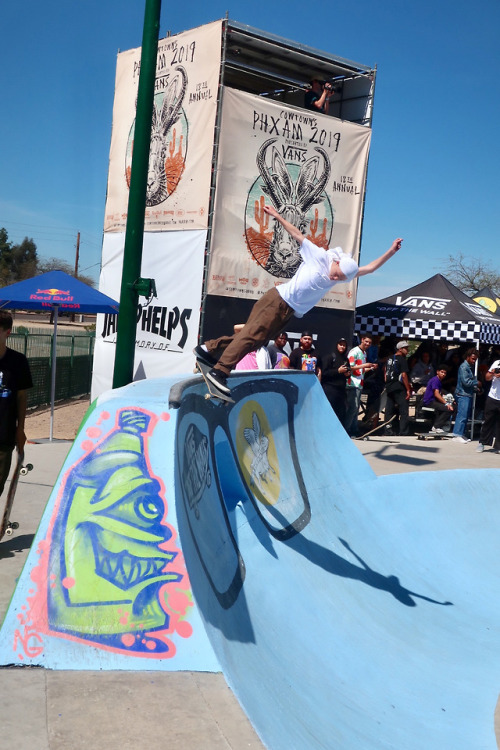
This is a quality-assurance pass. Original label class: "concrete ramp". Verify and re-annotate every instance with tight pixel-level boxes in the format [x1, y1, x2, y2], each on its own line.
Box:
[174, 371, 500, 750]
[2, 370, 500, 749]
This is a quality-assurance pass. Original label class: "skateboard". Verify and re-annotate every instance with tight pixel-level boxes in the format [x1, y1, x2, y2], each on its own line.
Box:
[357, 414, 396, 441]
[0, 452, 33, 541]
[415, 431, 453, 441]
[194, 360, 234, 404]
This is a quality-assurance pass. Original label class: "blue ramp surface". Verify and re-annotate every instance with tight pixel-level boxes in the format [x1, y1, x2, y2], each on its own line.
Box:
[174, 370, 500, 750]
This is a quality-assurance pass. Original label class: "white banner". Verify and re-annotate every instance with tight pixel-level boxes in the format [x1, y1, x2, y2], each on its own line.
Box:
[104, 21, 221, 233]
[91, 231, 206, 399]
[208, 87, 371, 311]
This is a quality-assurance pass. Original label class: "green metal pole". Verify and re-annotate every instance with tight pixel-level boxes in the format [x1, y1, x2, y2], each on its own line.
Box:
[112, 0, 161, 389]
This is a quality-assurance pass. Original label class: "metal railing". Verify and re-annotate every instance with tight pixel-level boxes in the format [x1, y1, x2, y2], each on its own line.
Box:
[8, 330, 95, 408]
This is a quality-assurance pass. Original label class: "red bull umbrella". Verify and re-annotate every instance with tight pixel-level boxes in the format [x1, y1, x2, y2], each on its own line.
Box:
[0, 270, 119, 314]
[0, 271, 119, 441]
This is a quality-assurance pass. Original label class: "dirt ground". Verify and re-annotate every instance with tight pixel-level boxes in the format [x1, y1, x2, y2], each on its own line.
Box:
[25, 397, 91, 441]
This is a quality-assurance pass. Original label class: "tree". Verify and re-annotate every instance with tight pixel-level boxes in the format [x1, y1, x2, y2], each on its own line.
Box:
[0, 228, 39, 285]
[0, 227, 14, 286]
[12, 238, 38, 281]
[38, 257, 96, 288]
[438, 252, 500, 296]
[0, 228, 96, 288]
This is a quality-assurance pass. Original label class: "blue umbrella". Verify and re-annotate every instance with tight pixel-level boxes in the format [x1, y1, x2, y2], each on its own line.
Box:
[0, 271, 119, 441]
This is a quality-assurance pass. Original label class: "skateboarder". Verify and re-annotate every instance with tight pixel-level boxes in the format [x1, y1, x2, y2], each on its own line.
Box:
[0, 311, 33, 500]
[195, 205, 403, 395]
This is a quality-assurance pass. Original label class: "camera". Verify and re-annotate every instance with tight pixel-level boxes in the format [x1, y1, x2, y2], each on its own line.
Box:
[320, 79, 339, 92]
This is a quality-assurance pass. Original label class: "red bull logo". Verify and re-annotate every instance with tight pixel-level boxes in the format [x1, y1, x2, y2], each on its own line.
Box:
[30, 287, 75, 305]
[36, 288, 71, 296]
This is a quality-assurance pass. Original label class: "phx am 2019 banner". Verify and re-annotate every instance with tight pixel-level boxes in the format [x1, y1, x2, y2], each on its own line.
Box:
[104, 20, 221, 233]
[208, 87, 372, 312]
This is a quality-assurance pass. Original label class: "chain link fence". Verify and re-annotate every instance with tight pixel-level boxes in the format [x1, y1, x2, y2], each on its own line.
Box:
[9, 329, 95, 409]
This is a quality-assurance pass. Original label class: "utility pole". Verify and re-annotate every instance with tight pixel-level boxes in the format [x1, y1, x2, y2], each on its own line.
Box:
[74, 231, 80, 277]
[71, 231, 80, 322]
[112, 0, 161, 389]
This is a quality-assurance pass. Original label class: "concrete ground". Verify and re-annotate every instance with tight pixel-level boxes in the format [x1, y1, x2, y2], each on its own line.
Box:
[0, 435, 498, 750]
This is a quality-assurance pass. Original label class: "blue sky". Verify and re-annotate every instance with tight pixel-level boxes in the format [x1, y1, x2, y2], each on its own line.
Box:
[1, 0, 498, 304]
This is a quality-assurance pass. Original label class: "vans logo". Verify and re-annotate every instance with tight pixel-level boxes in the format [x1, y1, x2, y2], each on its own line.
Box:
[462, 302, 499, 321]
[395, 295, 450, 311]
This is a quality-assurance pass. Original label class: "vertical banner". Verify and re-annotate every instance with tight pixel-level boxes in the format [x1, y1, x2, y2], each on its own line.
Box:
[104, 20, 222, 232]
[91, 231, 206, 399]
[208, 88, 371, 311]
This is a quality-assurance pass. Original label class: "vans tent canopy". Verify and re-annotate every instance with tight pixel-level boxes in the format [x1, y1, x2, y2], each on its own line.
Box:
[355, 274, 500, 345]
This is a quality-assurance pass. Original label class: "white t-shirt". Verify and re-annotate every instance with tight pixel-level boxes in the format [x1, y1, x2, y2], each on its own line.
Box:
[487, 360, 500, 401]
[276, 238, 345, 317]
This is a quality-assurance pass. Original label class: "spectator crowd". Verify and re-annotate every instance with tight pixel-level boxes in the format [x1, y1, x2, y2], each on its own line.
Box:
[236, 328, 500, 453]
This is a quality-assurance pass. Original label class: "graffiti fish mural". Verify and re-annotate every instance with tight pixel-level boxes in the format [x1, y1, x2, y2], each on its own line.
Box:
[14, 408, 194, 661]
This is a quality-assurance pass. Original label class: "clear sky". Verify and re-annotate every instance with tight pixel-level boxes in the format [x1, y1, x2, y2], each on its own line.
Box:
[1, 0, 499, 303]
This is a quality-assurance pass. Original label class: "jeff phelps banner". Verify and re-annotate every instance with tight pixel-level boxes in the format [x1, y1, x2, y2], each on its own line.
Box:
[104, 20, 221, 233]
[208, 87, 371, 311]
[91, 231, 206, 399]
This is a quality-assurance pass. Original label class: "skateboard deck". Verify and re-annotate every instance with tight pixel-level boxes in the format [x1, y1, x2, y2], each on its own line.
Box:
[0, 452, 33, 541]
[415, 432, 453, 441]
[194, 360, 234, 404]
[357, 414, 396, 441]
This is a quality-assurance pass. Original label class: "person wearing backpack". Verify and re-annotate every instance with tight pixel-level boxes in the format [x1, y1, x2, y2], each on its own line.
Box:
[384, 341, 412, 436]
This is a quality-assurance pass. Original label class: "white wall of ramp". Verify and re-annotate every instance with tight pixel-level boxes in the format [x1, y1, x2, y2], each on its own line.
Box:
[0, 377, 219, 671]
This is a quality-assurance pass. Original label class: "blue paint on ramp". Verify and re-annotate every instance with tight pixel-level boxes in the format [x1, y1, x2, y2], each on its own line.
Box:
[174, 370, 500, 749]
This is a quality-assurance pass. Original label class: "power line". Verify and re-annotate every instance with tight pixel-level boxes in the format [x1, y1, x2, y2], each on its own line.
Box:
[0, 219, 102, 246]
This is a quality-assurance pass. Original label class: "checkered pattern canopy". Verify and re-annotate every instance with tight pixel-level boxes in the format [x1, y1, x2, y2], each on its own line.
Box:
[355, 274, 500, 345]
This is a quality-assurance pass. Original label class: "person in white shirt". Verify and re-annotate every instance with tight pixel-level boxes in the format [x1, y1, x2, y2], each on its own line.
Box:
[476, 359, 500, 453]
[195, 205, 402, 394]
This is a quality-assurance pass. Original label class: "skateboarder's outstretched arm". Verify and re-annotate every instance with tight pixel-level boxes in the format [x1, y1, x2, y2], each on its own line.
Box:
[264, 204, 403, 278]
[263, 205, 305, 245]
[356, 239, 403, 277]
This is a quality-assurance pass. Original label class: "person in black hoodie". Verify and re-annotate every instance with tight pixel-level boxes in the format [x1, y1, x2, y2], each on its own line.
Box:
[321, 338, 351, 428]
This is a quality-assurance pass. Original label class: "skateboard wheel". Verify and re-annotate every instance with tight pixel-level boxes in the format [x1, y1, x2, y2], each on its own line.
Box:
[204, 393, 211, 400]
[5, 528, 13, 536]
[11, 522, 19, 530]
[20, 468, 27, 475]
[26, 464, 33, 471]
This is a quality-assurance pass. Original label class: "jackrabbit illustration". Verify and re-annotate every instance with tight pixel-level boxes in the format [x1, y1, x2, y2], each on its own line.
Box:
[257, 138, 331, 278]
[146, 66, 187, 206]
[244, 412, 275, 493]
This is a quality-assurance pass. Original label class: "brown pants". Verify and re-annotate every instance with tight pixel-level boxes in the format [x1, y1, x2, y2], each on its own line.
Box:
[204, 287, 295, 376]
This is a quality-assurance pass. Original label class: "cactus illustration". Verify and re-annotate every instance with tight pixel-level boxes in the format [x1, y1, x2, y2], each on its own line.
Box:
[254, 195, 270, 234]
